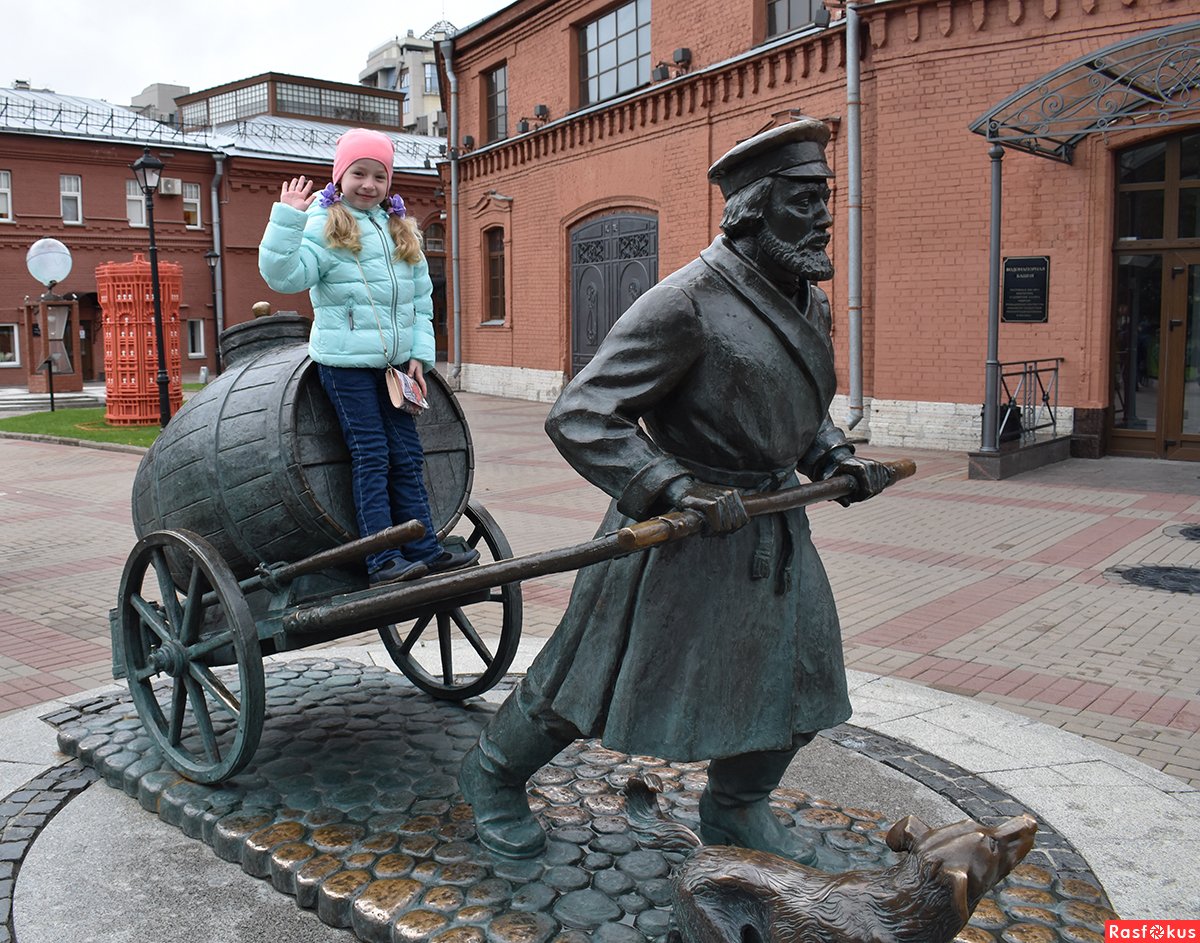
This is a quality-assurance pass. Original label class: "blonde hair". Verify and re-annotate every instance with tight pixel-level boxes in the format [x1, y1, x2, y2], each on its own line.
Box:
[324, 201, 423, 263]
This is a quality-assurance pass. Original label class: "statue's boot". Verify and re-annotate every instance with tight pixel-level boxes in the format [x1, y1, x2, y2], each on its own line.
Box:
[698, 739, 818, 865]
[459, 694, 570, 858]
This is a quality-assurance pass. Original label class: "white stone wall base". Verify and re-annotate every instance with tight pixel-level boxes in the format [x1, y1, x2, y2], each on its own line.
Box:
[444, 373, 1074, 452]
[452, 363, 566, 404]
[830, 394, 1076, 452]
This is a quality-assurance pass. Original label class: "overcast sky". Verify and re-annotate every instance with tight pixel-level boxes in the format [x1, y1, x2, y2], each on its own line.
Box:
[9, 0, 512, 106]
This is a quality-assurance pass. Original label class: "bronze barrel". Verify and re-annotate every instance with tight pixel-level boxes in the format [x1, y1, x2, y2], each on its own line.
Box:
[131, 314, 473, 580]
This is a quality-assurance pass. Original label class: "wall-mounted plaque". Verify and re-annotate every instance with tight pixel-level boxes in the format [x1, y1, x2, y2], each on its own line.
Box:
[1002, 256, 1049, 323]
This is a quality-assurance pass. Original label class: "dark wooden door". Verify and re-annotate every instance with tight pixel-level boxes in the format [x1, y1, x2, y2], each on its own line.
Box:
[570, 214, 657, 377]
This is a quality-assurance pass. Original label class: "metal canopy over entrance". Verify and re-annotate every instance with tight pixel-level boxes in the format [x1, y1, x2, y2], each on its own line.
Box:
[967, 21, 1200, 465]
[970, 20, 1200, 163]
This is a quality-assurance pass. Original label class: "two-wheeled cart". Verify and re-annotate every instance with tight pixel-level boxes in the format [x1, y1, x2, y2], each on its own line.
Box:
[113, 313, 914, 785]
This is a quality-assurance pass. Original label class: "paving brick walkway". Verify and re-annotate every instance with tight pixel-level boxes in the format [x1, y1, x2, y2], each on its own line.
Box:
[1, 392, 1197, 787]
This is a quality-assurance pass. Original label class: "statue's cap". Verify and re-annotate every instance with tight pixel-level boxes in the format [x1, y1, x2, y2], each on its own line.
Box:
[708, 118, 833, 197]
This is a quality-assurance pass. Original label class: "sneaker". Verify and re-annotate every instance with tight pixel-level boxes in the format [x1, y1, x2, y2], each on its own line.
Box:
[425, 547, 481, 574]
[369, 558, 429, 585]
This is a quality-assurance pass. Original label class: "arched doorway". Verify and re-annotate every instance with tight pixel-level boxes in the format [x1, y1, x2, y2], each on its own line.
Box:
[1110, 131, 1200, 460]
[569, 212, 658, 377]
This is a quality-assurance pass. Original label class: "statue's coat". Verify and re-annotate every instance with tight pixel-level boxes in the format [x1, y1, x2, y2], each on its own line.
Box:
[523, 234, 852, 760]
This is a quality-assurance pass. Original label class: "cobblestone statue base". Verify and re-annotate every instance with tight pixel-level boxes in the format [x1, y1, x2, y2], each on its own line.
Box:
[50, 658, 1118, 943]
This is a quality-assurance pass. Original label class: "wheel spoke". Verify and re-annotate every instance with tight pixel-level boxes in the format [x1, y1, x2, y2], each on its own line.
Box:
[133, 663, 160, 682]
[189, 663, 242, 718]
[150, 549, 184, 636]
[400, 613, 434, 656]
[186, 631, 236, 661]
[168, 679, 187, 746]
[447, 608, 494, 666]
[179, 562, 206, 645]
[184, 675, 222, 763]
[437, 614, 454, 685]
[467, 525, 484, 550]
[131, 595, 172, 644]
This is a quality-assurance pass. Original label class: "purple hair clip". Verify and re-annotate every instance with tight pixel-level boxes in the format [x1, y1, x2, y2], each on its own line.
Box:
[386, 194, 406, 218]
[317, 182, 341, 208]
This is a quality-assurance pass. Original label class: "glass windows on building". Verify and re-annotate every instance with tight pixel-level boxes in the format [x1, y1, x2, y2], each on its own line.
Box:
[425, 63, 439, 95]
[126, 179, 145, 227]
[183, 183, 202, 228]
[277, 83, 401, 126]
[424, 222, 446, 253]
[0, 170, 11, 221]
[579, 0, 650, 106]
[485, 65, 508, 143]
[485, 228, 506, 322]
[187, 320, 205, 358]
[767, 0, 825, 36]
[0, 324, 18, 365]
[1111, 131, 1200, 459]
[60, 174, 82, 224]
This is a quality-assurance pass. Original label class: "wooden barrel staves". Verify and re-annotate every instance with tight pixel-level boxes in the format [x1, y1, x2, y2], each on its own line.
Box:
[132, 314, 473, 581]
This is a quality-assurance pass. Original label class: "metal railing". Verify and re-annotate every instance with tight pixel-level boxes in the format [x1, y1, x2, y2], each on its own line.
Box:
[995, 358, 1065, 444]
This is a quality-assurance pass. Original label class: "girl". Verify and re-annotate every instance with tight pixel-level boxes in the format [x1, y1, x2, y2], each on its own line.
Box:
[258, 128, 478, 584]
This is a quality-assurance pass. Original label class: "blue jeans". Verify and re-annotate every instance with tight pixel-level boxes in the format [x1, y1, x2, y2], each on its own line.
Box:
[318, 364, 442, 574]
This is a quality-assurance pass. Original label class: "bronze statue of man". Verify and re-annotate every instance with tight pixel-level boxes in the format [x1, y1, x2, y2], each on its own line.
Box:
[460, 118, 894, 861]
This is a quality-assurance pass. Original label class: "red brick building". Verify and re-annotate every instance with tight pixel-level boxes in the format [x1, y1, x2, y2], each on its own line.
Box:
[0, 78, 445, 391]
[439, 0, 1199, 461]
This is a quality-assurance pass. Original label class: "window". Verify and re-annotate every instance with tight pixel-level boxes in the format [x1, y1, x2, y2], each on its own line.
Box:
[61, 174, 82, 224]
[485, 64, 508, 142]
[183, 183, 202, 228]
[424, 63, 439, 95]
[0, 324, 18, 365]
[767, 0, 824, 37]
[126, 179, 146, 227]
[424, 222, 445, 253]
[187, 320, 205, 358]
[399, 69, 411, 117]
[485, 228, 506, 322]
[580, 0, 650, 106]
[0, 170, 11, 221]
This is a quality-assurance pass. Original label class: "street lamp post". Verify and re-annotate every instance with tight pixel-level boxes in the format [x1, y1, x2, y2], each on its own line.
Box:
[130, 147, 171, 427]
[204, 249, 221, 373]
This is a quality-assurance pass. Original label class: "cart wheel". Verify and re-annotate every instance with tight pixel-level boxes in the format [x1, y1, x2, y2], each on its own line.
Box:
[118, 529, 264, 784]
[379, 499, 523, 700]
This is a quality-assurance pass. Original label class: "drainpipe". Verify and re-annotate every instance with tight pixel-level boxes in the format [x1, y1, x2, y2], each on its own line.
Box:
[844, 2, 866, 432]
[439, 38, 463, 380]
[210, 155, 226, 358]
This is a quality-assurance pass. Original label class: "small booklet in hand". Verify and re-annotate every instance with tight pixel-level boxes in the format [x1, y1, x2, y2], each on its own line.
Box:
[385, 367, 430, 416]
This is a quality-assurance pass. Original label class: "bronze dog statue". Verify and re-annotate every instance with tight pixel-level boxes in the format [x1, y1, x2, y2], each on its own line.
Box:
[624, 775, 1037, 943]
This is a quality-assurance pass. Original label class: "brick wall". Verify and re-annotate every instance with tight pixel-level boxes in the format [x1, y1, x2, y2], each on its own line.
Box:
[441, 0, 1194, 449]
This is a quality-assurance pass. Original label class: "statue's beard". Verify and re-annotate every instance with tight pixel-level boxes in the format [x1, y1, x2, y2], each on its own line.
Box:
[757, 227, 834, 282]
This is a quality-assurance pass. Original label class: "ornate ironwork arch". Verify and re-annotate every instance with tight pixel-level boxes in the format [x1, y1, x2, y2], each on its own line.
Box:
[969, 20, 1200, 163]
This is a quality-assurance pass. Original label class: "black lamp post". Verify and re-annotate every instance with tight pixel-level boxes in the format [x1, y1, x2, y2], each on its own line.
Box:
[204, 249, 221, 373]
[130, 146, 171, 427]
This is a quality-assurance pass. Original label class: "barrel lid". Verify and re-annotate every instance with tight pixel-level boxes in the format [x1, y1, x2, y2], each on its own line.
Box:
[219, 314, 311, 367]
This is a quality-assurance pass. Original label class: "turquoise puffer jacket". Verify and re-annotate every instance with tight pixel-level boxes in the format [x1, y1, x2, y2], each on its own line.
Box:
[258, 201, 435, 369]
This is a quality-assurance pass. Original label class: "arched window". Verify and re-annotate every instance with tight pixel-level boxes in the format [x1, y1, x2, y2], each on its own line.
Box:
[485, 227, 506, 323]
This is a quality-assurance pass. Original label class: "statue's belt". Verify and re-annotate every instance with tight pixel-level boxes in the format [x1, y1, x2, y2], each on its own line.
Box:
[677, 457, 795, 493]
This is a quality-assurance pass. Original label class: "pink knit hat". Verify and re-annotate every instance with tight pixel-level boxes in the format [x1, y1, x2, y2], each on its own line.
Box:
[332, 128, 395, 190]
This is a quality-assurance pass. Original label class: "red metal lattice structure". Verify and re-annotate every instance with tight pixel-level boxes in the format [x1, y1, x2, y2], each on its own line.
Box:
[96, 254, 183, 425]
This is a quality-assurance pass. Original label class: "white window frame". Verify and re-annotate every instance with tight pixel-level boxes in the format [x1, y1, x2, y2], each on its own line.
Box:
[0, 170, 12, 222]
[60, 174, 82, 225]
[187, 319, 206, 358]
[183, 183, 202, 228]
[126, 179, 146, 227]
[0, 324, 19, 366]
